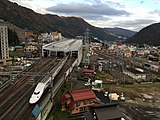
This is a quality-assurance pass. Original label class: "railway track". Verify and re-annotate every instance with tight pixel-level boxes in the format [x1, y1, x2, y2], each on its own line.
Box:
[0, 57, 57, 119]
[11, 59, 60, 120]
[0, 56, 70, 120]
[1, 85, 34, 120]
[0, 58, 52, 104]
[52, 58, 75, 85]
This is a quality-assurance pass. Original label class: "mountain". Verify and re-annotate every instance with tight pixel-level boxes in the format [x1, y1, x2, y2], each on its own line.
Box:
[0, 0, 118, 41]
[126, 23, 160, 46]
[104, 27, 136, 37]
[0, 19, 25, 40]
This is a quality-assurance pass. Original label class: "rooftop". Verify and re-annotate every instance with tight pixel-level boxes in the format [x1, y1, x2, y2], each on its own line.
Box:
[125, 68, 146, 74]
[70, 88, 96, 102]
[43, 39, 82, 52]
[82, 69, 95, 73]
[89, 104, 123, 120]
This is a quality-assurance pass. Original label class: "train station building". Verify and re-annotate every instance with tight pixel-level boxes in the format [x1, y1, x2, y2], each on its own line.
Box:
[42, 39, 83, 65]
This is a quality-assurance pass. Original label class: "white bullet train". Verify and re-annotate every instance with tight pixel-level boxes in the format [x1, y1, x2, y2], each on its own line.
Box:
[29, 57, 68, 104]
[29, 78, 51, 104]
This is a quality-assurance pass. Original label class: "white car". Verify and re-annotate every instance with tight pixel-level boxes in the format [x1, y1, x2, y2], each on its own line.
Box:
[104, 91, 108, 96]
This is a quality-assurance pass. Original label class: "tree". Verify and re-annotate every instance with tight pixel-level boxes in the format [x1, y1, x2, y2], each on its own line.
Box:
[8, 28, 19, 46]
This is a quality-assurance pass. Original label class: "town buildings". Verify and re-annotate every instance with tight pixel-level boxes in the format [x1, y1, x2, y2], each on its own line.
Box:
[38, 32, 62, 43]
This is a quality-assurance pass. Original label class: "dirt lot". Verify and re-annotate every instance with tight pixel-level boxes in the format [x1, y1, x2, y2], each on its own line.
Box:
[106, 83, 160, 120]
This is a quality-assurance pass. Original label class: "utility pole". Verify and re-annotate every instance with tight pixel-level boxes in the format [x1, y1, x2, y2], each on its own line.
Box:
[122, 61, 125, 86]
[82, 28, 90, 67]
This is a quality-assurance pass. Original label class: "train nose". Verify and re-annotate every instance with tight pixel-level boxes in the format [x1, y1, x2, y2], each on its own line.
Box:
[29, 98, 35, 104]
[29, 95, 39, 104]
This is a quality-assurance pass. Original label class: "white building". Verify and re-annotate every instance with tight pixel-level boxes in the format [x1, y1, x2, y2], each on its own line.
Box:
[0, 26, 9, 59]
[0, 26, 12, 66]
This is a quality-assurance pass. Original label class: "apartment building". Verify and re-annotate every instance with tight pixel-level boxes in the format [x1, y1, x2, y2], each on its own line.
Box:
[0, 26, 12, 66]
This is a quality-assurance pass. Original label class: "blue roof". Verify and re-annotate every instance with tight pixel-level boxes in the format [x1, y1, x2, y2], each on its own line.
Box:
[32, 104, 41, 118]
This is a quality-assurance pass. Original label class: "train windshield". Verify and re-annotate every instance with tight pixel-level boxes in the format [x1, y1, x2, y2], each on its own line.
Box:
[34, 91, 40, 95]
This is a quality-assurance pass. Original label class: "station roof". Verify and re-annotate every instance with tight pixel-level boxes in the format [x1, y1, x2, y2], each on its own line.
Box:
[43, 39, 82, 52]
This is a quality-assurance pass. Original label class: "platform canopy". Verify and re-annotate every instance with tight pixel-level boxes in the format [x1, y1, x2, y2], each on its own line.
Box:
[43, 39, 82, 52]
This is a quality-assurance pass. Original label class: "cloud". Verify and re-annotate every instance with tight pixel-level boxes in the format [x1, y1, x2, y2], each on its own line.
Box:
[46, 3, 130, 20]
[117, 19, 156, 26]
[9, 0, 55, 14]
[110, 19, 156, 31]
[149, 10, 160, 16]
[10, 0, 34, 4]
[79, 14, 111, 20]
[102, 0, 125, 7]
[88, 19, 157, 31]
[153, 0, 160, 4]
[140, 1, 144, 4]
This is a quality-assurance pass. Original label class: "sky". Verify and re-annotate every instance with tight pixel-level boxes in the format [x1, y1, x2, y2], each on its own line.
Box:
[9, 0, 160, 31]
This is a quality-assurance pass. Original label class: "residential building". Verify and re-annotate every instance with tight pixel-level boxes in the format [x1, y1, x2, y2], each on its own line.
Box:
[14, 46, 24, 52]
[108, 42, 126, 50]
[0, 26, 12, 66]
[38, 33, 52, 43]
[82, 69, 95, 78]
[60, 88, 98, 115]
[51, 32, 62, 40]
[90, 42, 102, 51]
[123, 50, 132, 57]
[24, 31, 34, 38]
[84, 104, 123, 120]
[25, 45, 38, 52]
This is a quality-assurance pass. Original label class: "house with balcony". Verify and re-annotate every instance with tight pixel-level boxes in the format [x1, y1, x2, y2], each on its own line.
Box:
[60, 88, 98, 115]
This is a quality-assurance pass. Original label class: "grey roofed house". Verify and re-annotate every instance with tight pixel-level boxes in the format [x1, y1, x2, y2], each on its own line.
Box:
[84, 103, 123, 120]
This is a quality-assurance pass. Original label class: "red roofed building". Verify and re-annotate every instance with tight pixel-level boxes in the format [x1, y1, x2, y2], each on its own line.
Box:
[82, 69, 95, 78]
[60, 88, 97, 114]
